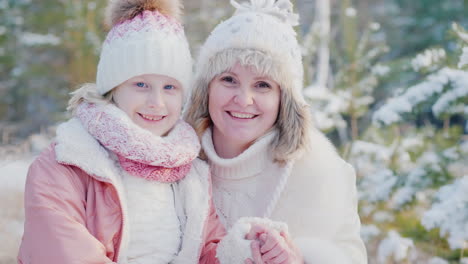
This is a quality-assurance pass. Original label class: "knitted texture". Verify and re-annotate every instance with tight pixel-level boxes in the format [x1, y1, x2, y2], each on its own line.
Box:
[75, 102, 200, 182]
[105, 11, 183, 43]
[202, 128, 293, 227]
[196, 0, 305, 103]
[96, 10, 192, 96]
[263, 162, 293, 218]
[123, 172, 182, 262]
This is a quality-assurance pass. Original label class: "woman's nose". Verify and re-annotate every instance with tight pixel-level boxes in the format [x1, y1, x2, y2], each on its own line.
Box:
[233, 88, 254, 107]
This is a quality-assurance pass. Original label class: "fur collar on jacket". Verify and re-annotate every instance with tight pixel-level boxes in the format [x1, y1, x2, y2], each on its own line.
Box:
[55, 118, 121, 183]
[53, 118, 212, 263]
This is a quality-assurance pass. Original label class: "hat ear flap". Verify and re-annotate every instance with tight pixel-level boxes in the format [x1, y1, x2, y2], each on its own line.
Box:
[273, 82, 312, 162]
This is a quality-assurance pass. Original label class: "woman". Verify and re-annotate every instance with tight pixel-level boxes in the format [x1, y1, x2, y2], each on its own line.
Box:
[186, 0, 367, 263]
[18, 0, 224, 262]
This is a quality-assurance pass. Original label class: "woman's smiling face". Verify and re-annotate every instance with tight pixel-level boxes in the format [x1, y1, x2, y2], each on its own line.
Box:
[112, 74, 183, 136]
[208, 62, 281, 148]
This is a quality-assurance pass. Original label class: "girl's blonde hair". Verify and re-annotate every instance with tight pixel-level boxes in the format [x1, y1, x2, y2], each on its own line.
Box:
[67, 83, 114, 114]
[185, 49, 312, 163]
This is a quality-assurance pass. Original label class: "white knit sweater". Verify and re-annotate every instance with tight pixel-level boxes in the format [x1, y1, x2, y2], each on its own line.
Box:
[205, 127, 368, 264]
[121, 169, 182, 263]
[202, 129, 290, 229]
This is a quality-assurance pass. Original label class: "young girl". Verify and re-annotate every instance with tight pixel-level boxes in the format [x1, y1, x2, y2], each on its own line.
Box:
[18, 0, 225, 263]
[186, 0, 367, 263]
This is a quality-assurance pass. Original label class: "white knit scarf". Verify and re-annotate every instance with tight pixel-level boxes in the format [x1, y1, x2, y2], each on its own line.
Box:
[75, 102, 200, 182]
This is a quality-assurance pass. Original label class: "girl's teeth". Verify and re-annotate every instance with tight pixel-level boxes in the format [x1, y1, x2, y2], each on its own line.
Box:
[142, 114, 163, 121]
[230, 112, 255, 119]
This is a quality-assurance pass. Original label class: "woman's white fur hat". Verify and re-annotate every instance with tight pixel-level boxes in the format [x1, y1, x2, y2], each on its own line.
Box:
[196, 0, 305, 103]
[96, 0, 192, 95]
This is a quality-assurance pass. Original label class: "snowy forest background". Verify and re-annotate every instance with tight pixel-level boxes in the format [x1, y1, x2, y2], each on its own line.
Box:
[1, 0, 467, 263]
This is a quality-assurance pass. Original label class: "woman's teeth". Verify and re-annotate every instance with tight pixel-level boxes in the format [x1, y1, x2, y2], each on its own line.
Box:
[229, 112, 255, 119]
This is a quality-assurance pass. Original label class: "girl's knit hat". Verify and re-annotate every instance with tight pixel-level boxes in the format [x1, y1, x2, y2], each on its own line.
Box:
[196, 0, 305, 103]
[96, 0, 192, 95]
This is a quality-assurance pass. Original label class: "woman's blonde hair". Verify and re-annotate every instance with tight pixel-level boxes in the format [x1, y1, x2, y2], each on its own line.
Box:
[67, 83, 114, 114]
[185, 49, 312, 163]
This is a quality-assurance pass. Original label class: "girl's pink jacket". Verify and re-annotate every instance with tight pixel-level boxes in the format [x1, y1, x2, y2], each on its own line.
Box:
[18, 119, 225, 263]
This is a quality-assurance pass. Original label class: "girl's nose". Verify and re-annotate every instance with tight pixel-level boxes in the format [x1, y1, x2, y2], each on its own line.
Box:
[146, 88, 165, 108]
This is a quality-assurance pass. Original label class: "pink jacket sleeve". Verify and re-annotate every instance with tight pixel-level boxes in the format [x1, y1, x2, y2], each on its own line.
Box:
[18, 149, 116, 264]
[199, 178, 226, 264]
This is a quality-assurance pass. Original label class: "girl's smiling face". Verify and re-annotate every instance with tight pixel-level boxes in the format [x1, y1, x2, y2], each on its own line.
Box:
[208, 63, 281, 150]
[112, 74, 183, 136]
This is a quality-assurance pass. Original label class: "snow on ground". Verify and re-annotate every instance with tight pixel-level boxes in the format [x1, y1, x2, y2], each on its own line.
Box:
[0, 157, 34, 263]
[0, 158, 32, 191]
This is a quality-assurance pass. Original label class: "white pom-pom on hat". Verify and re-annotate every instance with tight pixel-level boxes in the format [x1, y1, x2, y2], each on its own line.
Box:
[230, 0, 299, 26]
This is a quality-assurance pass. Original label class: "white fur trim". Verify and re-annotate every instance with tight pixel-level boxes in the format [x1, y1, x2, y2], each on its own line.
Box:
[172, 159, 211, 263]
[55, 118, 131, 261]
[55, 118, 119, 182]
[54, 120, 213, 264]
[295, 237, 352, 264]
[216, 217, 288, 264]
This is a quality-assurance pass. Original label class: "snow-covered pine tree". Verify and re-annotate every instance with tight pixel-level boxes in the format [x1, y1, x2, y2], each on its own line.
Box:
[358, 23, 468, 262]
[304, 0, 389, 157]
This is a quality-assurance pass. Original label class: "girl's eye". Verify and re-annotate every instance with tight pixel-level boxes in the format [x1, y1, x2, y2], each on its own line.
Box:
[256, 81, 271, 89]
[135, 82, 147, 88]
[164, 84, 175, 90]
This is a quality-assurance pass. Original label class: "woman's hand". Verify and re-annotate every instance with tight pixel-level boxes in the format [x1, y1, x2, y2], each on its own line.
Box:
[244, 224, 267, 264]
[244, 225, 304, 264]
[244, 240, 265, 264]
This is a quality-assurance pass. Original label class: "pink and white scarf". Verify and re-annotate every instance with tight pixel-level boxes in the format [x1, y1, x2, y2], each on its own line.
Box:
[75, 102, 200, 182]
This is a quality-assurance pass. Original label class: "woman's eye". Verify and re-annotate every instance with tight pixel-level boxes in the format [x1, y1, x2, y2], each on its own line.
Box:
[221, 76, 235, 83]
[164, 84, 175, 90]
[257, 81, 271, 88]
